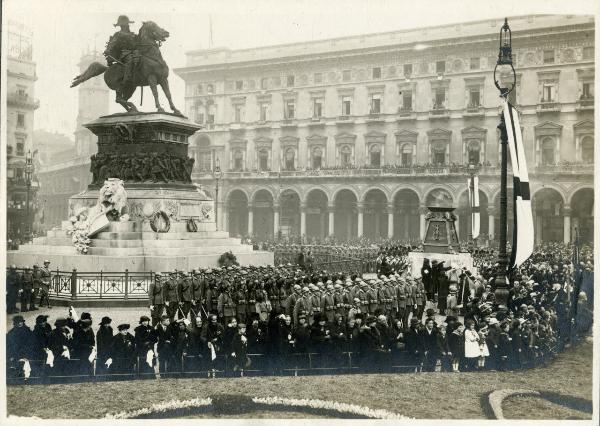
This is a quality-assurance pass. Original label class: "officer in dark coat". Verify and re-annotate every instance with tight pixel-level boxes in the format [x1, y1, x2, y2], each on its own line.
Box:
[72, 318, 95, 375]
[179, 273, 194, 319]
[134, 315, 156, 376]
[96, 316, 114, 376]
[164, 272, 181, 321]
[6, 265, 21, 314]
[148, 273, 166, 327]
[421, 258, 434, 301]
[110, 324, 136, 378]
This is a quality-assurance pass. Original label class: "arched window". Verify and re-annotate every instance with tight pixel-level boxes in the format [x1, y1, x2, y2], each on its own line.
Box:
[432, 142, 446, 165]
[312, 147, 323, 169]
[340, 145, 352, 167]
[233, 150, 244, 171]
[401, 144, 413, 166]
[369, 144, 381, 167]
[284, 148, 295, 171]
[542, 137, 555, 165]
[467, 140, 481, 165]
[582, 136, 594, 163]
[258, 149, 270, 171]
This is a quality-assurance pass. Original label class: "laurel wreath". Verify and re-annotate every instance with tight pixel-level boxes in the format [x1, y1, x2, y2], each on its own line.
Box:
[150, 210, 170, 233]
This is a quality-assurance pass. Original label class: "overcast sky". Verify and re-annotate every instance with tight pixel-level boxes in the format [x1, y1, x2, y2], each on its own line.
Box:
[4, 0, 596, 136]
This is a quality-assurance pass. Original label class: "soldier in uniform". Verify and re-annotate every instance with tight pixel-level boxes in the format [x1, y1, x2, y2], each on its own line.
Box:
[367, 280, 380, 316]
[190, 270, 205, 318]
[179, 272, 194, 319]
[217, 283, 237, 324]
[284, 284, 301, 319]
[20, 267, 34, 312]
[104, 16, 139, 89]
[148, 273, 166, 327]
[293, 287, 311, 325]
[164, 272, 181, 321]
[6, 265, 20, 314]
[322, 284, 336, 323]
[39, 260, 52, 308]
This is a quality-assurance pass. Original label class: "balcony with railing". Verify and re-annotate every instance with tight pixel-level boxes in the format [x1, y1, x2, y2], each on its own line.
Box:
[7, 92, 40, 110]
[536, 99, 560, 113]
[429, 103, 449, 119]
[464, 102, 484, 117]
[397, 106, 416, 120]
[576, 96, 594, 111]
[534, 162, 594, 174]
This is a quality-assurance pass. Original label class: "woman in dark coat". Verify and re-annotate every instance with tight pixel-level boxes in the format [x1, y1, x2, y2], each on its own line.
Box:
[109, 324, 136, 379]
[72, 318, 95, 376]
[421, 259, 433, 301]
[447, 322, 465, 372]
[134, 316, 156, 377]
[95, 316, 114, 377]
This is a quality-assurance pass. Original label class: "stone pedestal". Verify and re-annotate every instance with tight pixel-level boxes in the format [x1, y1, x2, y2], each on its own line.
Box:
[8, 112, 273, 272]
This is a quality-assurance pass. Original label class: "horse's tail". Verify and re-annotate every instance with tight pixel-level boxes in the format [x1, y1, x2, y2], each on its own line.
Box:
[70, 61, 107, 88]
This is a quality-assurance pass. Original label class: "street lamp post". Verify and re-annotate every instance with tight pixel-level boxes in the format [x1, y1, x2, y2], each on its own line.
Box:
[212, 157, 223, 230]
[492, 18, 516, 311]
[24, 150, 34, 240]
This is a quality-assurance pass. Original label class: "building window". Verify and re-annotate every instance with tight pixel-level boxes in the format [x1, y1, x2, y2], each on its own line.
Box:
[340, 145, 352, 167]
[260, 78, 268, 90]
[432, 143, 446, 165]
[581, 136, 594, 163]
[470, 57, 480, 70]
[582, 82, 593, 99]
[17, 85, 27, 97]
[401, 144, 413, 166]
[370, 94, 381, 114]
[233, 150, 244, 171]
[467, 140, 481, 164]
[436, 60, 446, 74]
[16, 142, 25, 156]
[314, 72, 323, 84]
[195, 111, 204, 124]
[372, 67, 381, 79]
[541, 137, 555, 165]
[369, 144, 381, 167]
[15, 168, 24, 179]
[402, 92, 413, 110]
[234, 105, 243, 123]
[543, 49, 555, 64]
[207, 104, 216, 124]
[198, 151, 212, 171]
[542, 83, 555, 102]
[287, 75, 295, 87]
[195, 84, 203, 95]
[312, 147, 323, 169]
[207, 84, 214, 94]
[468, 88, 481, 107]
[342, 70, 351, 82]
[284, 100, 295, 119]
[284, 148, 295, 171]
[259, 103, 269, 121]
[235, 80, 243, 90]
[258, 149, 269, 171]
[341, 96, 352, 116]
[7, 145, 13, 155]
[583, 46, 594, 60]
[17, 113, 25, 128]
[313, 98, 323, 118]
[434, 88, 446, 109]
[403, 64, 413, 77]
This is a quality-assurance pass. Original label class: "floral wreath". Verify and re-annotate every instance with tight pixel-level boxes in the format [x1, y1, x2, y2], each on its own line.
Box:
[150, 210, 170, 233]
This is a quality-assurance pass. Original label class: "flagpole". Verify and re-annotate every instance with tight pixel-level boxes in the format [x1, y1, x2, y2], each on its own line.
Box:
[492, 18, 516, 312]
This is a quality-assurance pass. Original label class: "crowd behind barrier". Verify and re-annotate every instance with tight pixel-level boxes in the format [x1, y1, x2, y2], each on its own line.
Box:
[6, 242, 594, 384]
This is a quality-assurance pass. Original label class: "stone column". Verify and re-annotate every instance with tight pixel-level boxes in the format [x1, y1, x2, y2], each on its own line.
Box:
[300, 203, 307, 237]
[273, 204, 280, 237]
[248, 205, 254, 236]
[387, 203, 394, 238]
[419, 204, 428, 241]
[563, 206, 571, 244]
[222, 202, 229, 232]
[328, 205, 335, 236]
[357, 202, 364, 237]
[488, 208, 495, 241]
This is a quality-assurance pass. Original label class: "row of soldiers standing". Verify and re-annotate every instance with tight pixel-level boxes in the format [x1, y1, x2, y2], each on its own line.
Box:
[6, 262, 53, 314]
[148, 266, 428, 330]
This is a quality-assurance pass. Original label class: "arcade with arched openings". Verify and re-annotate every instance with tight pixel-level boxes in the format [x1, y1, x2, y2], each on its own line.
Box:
[393, 189, 420, 240]
[280, 189, 301, 237]
[334, 189, 358, 240]
[252, 189, 274, 240]
[570, 188, 593, 243]
[457, 189, 489, 243]
[532, 188, 564, 243]
[227, 190, 249, 238]
[363, 189, 389, 239]
[305, 189, 329, 240]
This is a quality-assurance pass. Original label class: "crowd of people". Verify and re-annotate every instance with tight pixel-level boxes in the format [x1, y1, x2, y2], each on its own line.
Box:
[6, 241, 594, 382]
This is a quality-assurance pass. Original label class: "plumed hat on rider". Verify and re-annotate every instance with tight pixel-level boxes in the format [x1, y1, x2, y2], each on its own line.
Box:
[114, 15, 135, 27]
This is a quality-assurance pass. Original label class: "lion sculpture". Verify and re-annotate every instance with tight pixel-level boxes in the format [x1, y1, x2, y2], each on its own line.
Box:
[98, 178, 128, 220]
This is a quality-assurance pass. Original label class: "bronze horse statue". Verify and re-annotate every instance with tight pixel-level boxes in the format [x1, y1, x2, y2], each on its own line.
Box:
[70, 21, 181, 115]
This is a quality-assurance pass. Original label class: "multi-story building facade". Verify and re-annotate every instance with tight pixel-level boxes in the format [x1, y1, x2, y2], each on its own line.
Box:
[6, 20, 40, 238]
[36, 50, 110, 230]
[181, 16, 588, 244]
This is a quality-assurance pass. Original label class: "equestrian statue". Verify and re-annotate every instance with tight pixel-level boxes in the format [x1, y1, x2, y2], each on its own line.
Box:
[70, 15, 181, 115]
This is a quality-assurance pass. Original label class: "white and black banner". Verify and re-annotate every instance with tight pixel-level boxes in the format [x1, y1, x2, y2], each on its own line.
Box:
[468, 174, 480, 239]
[503, 99, 534, 268]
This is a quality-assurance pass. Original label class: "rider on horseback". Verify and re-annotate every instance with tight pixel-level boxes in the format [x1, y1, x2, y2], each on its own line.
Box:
[104, 15, 139, 91]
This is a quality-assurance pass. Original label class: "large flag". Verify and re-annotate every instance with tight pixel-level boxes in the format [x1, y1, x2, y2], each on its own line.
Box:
[503, 100, 534, 268]
[468, 174, 480, 239]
